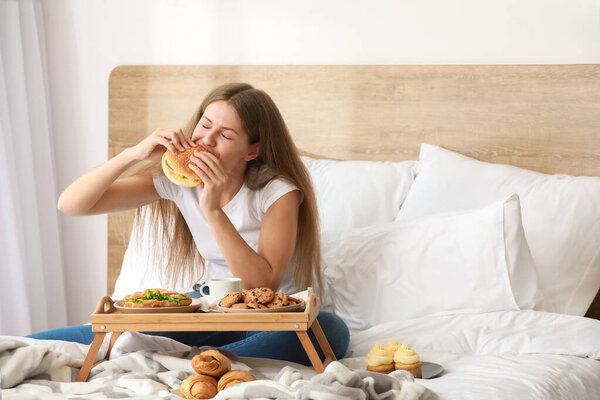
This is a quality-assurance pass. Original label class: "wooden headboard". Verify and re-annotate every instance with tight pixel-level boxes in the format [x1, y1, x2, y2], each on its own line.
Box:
[108, 65, 600, 318]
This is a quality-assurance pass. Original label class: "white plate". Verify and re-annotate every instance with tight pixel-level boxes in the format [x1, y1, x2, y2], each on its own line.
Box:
[114, 298, 202, 313]
[421, 361, 444, 379]
[218, 300, 305, 313]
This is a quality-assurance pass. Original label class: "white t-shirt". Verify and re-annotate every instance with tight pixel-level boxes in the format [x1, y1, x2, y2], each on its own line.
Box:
[152, 172, 302, 294]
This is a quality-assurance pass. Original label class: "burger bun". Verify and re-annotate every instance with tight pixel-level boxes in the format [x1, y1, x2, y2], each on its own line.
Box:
[161, 147, 206, 187]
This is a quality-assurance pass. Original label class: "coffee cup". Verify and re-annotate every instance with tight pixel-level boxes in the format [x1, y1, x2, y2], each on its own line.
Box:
[198, 278, 243, 300]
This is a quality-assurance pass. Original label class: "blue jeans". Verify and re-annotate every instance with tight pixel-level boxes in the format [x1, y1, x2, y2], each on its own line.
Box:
[27, 291, 349, 366]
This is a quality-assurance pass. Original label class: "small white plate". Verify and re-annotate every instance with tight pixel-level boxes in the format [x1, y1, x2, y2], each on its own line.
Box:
[114, 298, 202, 313]
[421, 361, 444, 379]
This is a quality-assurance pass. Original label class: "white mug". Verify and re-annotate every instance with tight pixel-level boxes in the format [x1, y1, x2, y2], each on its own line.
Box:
[199, 278, 242, 300]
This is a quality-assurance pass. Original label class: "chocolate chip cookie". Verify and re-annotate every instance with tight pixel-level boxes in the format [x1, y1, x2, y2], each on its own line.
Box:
[219, 291, 243, 308]
[247, 301, 268, 309]
[267, 292, 291, 308]
[241, 289, 252, 304]
[250, 287, 275, 305]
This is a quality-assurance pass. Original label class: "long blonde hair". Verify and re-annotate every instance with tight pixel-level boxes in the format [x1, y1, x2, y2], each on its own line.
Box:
[132, 83, 321, 292]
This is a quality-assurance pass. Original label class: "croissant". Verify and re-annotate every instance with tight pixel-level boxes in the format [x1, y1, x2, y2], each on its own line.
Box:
[192, 349, 231, 378]
[217, 370, 256, 392]
[180, 374, 218, 399]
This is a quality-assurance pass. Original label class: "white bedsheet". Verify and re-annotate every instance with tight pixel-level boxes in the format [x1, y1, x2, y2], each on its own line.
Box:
[341, 310, 600, 400]
[1, 310, 598, 399]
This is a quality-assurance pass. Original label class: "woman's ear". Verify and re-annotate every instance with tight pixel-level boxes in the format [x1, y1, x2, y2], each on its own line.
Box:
[244, 142, 261, 161]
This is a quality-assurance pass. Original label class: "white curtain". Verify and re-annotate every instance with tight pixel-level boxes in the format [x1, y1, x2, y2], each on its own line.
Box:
[0, 0, 67, 335]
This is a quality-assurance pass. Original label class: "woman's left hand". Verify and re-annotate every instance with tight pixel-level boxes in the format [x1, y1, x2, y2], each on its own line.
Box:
[188, 151, 228, 213]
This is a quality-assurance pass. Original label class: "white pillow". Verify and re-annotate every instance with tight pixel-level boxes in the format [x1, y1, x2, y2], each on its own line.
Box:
[301, 156, 419, 234]
[396, 143, 600, 316]
[322, 194, 541, 333]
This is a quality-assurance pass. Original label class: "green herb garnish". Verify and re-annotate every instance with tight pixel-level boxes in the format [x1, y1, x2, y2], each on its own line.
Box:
[130, 290, 189, 305]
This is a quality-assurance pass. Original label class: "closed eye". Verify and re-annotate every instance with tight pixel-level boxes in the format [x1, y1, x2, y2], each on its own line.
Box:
[201, 122, 231, 140]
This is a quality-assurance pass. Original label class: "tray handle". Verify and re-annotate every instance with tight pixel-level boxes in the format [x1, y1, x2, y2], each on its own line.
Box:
[94, 296, 116, 314]
[305, 287, 320, 325]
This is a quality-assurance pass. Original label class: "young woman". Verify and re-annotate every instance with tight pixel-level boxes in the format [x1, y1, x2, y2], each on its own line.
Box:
[28, 82, 349, 365]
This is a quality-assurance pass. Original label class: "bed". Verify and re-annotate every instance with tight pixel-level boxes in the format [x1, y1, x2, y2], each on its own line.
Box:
[2, 65, 599, 399]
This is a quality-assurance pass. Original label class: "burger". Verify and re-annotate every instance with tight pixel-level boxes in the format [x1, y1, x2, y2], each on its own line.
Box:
[161, 146, 207, 187]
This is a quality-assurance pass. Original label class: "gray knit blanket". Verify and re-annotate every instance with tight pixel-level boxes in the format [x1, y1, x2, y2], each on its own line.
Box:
[0, 337, 437, 399]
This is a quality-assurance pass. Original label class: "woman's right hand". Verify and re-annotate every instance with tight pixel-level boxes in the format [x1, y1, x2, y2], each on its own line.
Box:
[128, 128, 196, 161]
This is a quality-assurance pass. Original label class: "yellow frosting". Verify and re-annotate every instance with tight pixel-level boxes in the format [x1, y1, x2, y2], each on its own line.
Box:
[366, 342, 393, 367]
[393, 343, 420, 365]
[384, 339, 400, 356]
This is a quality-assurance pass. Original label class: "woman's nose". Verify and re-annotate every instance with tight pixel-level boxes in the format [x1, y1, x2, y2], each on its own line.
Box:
[203, 130, 218, 146]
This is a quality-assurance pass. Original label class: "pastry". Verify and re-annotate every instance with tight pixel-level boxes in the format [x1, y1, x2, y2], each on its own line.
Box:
[192, 350, 231, 378]
[219, 291, 243, 308]
[180, 374, 218, 399]
[366, 342, 394, 373]
[249, 287, 275, 304]
[217, 370, 256, 392]
[122, 288, 192, 308]
[393, 343, 422, 378]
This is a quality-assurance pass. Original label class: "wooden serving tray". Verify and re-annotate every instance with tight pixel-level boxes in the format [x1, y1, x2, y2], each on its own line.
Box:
[76, 291, 336, 382]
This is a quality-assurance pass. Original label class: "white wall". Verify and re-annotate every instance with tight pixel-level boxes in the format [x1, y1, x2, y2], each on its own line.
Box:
[42, 0, 600, 326]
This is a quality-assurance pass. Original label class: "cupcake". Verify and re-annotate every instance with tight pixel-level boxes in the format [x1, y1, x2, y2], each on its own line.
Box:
[384, 339, 400, 356]
[393, 343, 422, 378]
[366, 342, 394, 373]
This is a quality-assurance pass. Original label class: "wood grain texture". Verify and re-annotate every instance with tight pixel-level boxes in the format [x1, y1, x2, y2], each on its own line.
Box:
[108, 65, 600, 317]
[310, 319, 337, 365]
[76, 332, 106, 382]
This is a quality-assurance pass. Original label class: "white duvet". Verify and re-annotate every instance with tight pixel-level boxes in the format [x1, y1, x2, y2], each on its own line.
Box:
[1, 310, 598, 399]
[343, 310, 600, 400]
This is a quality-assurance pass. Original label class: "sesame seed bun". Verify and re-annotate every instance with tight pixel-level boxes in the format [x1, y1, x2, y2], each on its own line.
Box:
[161, 147, 206, 187]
